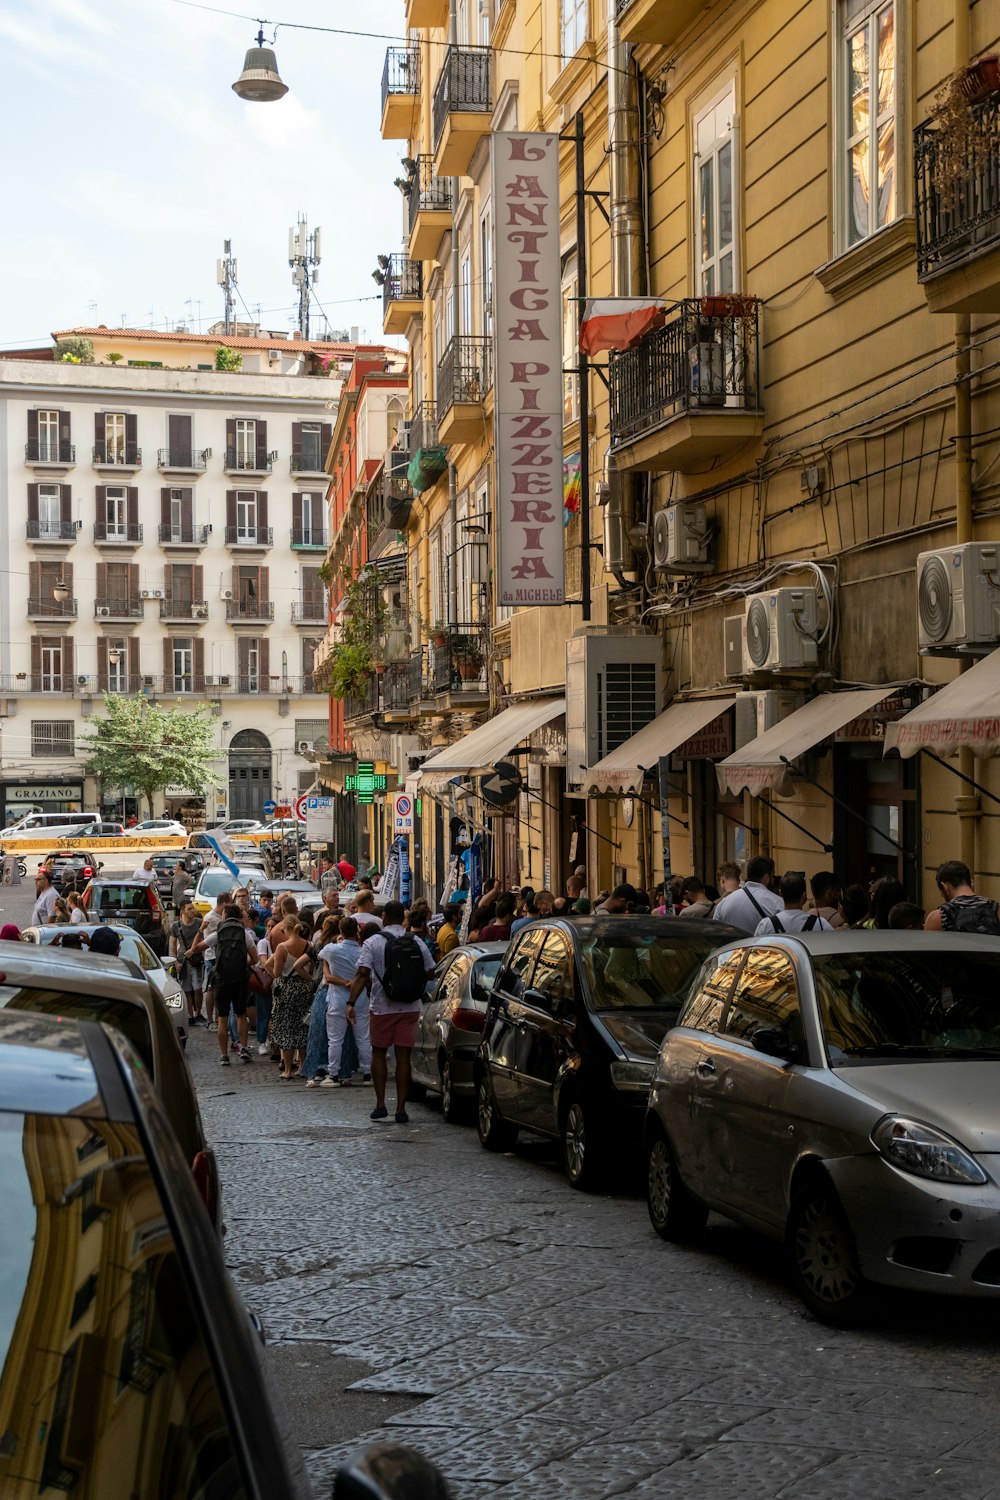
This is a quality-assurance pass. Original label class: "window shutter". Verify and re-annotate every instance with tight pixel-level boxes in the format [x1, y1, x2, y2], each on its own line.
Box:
[27, 410, 38, 449]
[255, 420, 268, 468]
[95, 562, 107, 601]
[321, 423, 332, 460]
[238, 637, 250, 676]
[259, 567, 269, 606]
[257, 491, 268, 531]
[29, 560, 40, 601]
[168, 414, 191, 456]
[94, 412, 105, 449]
[194, 638, 205, 693]
[163, 638, 172, 683]
[60, 484, 72, 524]
[128, 637, 140, 689]
[226, 490, 237, 529]
[160, 487, 172, 525]
[62, 637, 74, 683]
[97, 637, 108, 692]
[192, 565, 204, 602]
[311, 493, 325, 536]
[96, 485, 106, 523]
[31, 637, 41, 688]
[58, 410, 71, 447]
[63, 562, 74, 599]
[291, 421, 302, 457]
[125, 414, 138, 451]
[292, 492, 302, 539]
[259, 638, 270, 685]
[232, 564, 240, 601]
[127, 487, 138, 528]
[164, 562, 175, 599]
[127, 563, 140, 607]
[181, 489, 193, 529]
[27, 483, 38, 521]
[226, 418, 236, 461]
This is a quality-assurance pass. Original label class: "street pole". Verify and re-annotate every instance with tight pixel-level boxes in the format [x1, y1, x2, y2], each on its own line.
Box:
[657, 756, 672, 897]
[575, 110, 592, 623]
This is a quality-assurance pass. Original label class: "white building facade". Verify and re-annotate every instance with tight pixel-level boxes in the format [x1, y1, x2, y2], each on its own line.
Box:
[0, 341, 345, 825]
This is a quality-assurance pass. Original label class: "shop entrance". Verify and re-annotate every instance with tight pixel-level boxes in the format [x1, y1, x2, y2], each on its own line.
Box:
[835, 748, 919, 895]
[227, 730, 272, 822]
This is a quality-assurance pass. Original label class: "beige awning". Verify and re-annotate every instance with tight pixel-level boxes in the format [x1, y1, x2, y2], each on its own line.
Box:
[584, 697, 735, 796]
[885, 650, 1000, 759]
[417, 696, 566, 782]
[716, 688, 892, 797]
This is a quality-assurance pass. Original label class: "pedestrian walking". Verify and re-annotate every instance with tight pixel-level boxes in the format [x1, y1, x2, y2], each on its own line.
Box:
[318, 916, 368, 1088]
[67, 892, 86, 924]
[52, 897, 71, 925]
[752, 872, 834, 935]
[712, 857, 782, 933]
[862, 877, 906, 930]
[199, 889, 231, 1028]
[839, 884, 870, 928]
[171, 899, 205, 1026]
[596, 883, 638, 915]
[268, 920, 312, 1078]
[253, 916, 277, 1055]
[924, 860, 1000, 933]
[436, 904, 462, 956]
[194, 904, 253, 1065]
[809, 871, 844, 928]
[678, 877, 714, 918]
[477, 892, 517, 941]
[30, 869, 58, 926]
[171, 860, 191, 916]
[347, 899, 435, 1123]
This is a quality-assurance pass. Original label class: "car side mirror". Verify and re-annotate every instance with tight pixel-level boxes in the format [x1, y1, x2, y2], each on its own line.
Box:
[752, 1027, 799, 1062]
[522, 987, 553, 1013]
[334, 1444, 450, 1500]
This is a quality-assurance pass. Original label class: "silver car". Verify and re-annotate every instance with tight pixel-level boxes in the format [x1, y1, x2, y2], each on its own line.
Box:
[645, 932, 1000, 1326]
[412, 942, 506, 1121]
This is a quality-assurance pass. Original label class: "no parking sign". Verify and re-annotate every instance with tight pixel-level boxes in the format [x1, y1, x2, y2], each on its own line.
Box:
[393, 793, 413, 834]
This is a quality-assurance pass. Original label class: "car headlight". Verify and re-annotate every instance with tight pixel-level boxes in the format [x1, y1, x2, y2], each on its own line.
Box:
[609, 1056, 656, 1092]
[871, 1116, 987, 1185]
[164, 993, 184, 1011]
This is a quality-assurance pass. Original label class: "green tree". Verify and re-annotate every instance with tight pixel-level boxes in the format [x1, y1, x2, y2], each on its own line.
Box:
[80, 697, 217, 818]
[214, 346, 243, 372]
[53, 336, 95, 364]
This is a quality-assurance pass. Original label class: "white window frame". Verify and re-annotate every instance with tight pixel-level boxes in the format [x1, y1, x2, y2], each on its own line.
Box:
[244, 640, 260, 693]
[38, 484, 61, 539]
[108, 639, 127, 694]
[40, 642, 62, 693]
[561, 0, 587, 60]
[172, 641, 193, 693]
[37, 410, 60, 461]
[692, 78, 739, 295]
[299, 422, 323, 470]
[236, 491, 257, 541]
[480, 203, 493, 339]
[838, 0, 898, 251]
[105, 486, 127, 538]
[461, 249, 473, 337]
[300, 492, 322, 545]
[235, 418, 256, 468]
[169, 488, 184, 536]
[105, 412, 127, 462]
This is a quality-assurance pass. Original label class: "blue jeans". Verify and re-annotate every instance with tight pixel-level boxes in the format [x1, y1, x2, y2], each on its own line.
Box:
[301, 987, 330, 1079]
[255, 985, 272, 1045]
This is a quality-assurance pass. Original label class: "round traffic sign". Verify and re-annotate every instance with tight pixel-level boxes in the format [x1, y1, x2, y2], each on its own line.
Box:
[262, 799, 276, 816]
[396, 795, 411, 817]
[294, 794, 309, 822]
[480, 760, 523, 808]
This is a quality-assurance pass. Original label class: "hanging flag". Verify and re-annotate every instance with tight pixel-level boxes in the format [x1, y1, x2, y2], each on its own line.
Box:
[563, 452, 581, 523]
[579, 298, 667, 357]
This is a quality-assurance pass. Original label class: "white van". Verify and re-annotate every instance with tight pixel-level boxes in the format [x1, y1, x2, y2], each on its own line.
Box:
[3, 811, 102, 839]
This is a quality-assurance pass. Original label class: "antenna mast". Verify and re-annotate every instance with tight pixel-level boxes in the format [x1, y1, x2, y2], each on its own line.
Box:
[288, 213, 322, 339]
[216, 240, 239, 335]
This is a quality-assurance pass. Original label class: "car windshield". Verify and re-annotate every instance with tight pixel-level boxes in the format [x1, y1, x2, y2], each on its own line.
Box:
[0, 1112, 248, 1495]
[578, 930, 724, 1011]
[813, 951, 1000, 1062]
[96, 886, 150, 911]
[200, 871, 236, 898]
[0, 987, 153, 1070]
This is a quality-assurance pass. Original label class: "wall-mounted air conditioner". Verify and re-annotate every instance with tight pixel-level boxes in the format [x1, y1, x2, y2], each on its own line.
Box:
[205, 676, 218, 687]
[742, 587, 818, 673]
[96, 606, 111, 618]
[221, 589, 234, 601]
[652, 502, 711, 573]
[140, 588, 165, 600]
[566, 632, 663, 790]
[917, 543, 1000, 653]
[297, 739, 312, 753]
[734, 689, 804, 749]
[193, 604, 209, 618]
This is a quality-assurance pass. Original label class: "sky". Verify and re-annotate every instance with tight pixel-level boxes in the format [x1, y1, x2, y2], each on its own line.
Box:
[0, 0, 409, 348]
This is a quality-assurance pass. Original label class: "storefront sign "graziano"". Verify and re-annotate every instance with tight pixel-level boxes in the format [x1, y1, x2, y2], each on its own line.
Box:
[492, 132, 565, 608]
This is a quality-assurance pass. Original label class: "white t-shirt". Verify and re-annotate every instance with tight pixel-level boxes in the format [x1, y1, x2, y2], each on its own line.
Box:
[70, 907, 86, 924]
[353, 910, 383, 930]
[713, 882, 783, 935]
[358, 924, 434, 1015]
[31, 885, 59, 926]
[132, 866, 157, 883]
[754, 909, 834, 936]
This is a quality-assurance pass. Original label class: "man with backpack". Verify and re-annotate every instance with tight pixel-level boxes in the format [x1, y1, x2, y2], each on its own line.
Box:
[924, 861, 1000, 934]
[752, 872, 833, 935]
[194, 902, 254, 1065]
[347, 899, 435, 1123]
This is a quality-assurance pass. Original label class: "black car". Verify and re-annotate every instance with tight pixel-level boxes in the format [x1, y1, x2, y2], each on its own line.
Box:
[475, 915, 746, 1190]
[38, 848, 104, 894]
[148, 852, 203, 901]
[0, 1010, 443, 1498]
[81, 877, 167, 953]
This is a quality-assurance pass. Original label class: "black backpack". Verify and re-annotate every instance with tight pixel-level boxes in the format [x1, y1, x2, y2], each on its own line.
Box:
[941, 896, 1000, 935]
[380, 932, 427, 1005]
[215, 920, 248, 986]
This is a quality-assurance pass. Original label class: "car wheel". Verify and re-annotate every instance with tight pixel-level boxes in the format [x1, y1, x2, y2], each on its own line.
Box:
[645, 1129, 707, 1241]
[786, 1180, 873, 1328]
[440, 1057, 463, 1124]
[476, 1074, 517, 1152]
[562, 1097, 604, 1191]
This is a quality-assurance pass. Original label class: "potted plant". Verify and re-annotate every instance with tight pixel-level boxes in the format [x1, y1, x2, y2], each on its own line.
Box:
[453, 637, 484, 681]
[932, 57, 999, 214]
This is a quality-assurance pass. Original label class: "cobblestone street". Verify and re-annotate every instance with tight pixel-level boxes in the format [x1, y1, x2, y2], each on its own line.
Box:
[187, 1030, 1000, 1500]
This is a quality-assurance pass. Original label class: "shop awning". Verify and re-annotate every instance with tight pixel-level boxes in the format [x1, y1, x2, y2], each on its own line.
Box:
[417, 697, 566, 788]
[583, 696, 736, 796]
[885, 651, 1000, 759]
[716, 688, 891, 797]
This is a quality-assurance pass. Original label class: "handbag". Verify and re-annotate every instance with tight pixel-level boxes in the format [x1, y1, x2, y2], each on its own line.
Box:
[250, 963, 273, 995]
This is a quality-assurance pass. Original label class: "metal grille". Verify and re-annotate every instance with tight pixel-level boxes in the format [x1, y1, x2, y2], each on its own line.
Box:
[598, 662, 659, 760]
[383, 254, 423, 320]
[408, 155, 453, 237]
[437, 335, 493, 417]
[381, 45, 419, 111]
[432, 45, 492, 147]
[31, 720, 75, 757]
[914, 93, 1000, 280]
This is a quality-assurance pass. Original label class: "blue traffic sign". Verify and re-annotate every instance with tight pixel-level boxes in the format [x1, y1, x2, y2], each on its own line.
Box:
[262, 799, 277, 816]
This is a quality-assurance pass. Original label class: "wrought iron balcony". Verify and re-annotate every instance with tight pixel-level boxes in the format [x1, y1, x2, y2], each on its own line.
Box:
[291, 599, 327, 623]
[157, 447, 209, 472]
[158, 523, 210, 546]
[28, 595, 78, 619]
[344, 674, 381, 722]
[408, 402, 440, 454]
[160, 597, 209, 621]
[290, 526, 327, 549]
[25, 440, 74, 466]
[94, 598, 142, 620]
[408, 155, 453, 258]
[383, 254, 423, 335]
[914, 92, 1000, 312]
[383, 659, 414, 715]
[93, 443, 141, 468]
[368, 464, 413, 554]
[432, 46, 492, 171]
[224, 448, 275, 474]
[226, 599, 275, 621]
[1, 673, 73, 695]
[224, 526, 273, 548]
[289, 452, 328, 475]
[94, 522, 143, 545]
[609, 297, 763, 471]
[26, 520, 77, 543]
[437, 335, 492, 444]
[430, 630, 488, 697]
[407, 646, 429, 705]
[381, 46, 419, 139]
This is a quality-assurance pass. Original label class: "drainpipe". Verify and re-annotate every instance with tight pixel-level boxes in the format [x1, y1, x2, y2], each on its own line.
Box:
[953, 0, 978, 874]
[447, 0, 460, 634]
[608, 15, 644, 298]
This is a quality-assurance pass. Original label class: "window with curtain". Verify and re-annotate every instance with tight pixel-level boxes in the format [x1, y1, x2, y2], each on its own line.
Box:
[693, 81, 737, 294]
[561, 0, 587, 59]
[842, 0, 897, 247]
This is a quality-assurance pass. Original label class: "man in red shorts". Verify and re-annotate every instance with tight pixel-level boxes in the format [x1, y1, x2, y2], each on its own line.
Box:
[347, 899, 435, 1123]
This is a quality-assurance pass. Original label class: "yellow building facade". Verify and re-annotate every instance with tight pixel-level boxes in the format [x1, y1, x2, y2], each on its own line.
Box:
[358, 0, 1000, 908]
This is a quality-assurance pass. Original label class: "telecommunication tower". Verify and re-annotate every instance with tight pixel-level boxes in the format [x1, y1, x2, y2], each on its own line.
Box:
[216, 241, 239, 335]
[289, 214, 322, 339]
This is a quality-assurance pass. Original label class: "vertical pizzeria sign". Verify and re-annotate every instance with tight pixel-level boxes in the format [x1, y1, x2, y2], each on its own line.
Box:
[491, 132, 565, 607]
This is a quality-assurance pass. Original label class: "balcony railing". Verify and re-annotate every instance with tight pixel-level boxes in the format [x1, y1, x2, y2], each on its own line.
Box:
[25, 440, 74, 465]
[157, 447, 208, 471]
[94, 522, 143, 544]
[430, 631, 487, 696]
[224, 449, 275, 473]
[94, 598, 143, 620]
[368, 467, 414, 552]
[76, 675, 146, 697]
[28, 596, 78, 619]
[224, 526, 273, 547]
[158, 523, 210, 545]
[408, 154, 453, 237]
[289, 452, 328, 475]
[291, 599, 327, 623]
[407, 647, 429, 703]
[225, 599, 275, 621]
[290, 526, 328, 549]
[409, 402, 440, 453]
[432, 45, 492, 148]
[437, 335, 493, 415]
[383, 254, 423, 319]
[915, 93, 1000, 281]
[1, 674, 73, 695]
[160, 597, 209, 621]
[345, 674, 381, 722]
[609, 298, 762, 446]
[26, 520, 76, 543]
[381, 45, 419, 113]
[383, 659, 414, 713]
[93, 443, 141, 467]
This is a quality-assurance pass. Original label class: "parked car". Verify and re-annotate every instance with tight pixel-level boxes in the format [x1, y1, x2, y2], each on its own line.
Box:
[0, 941, 219, 1228]
[38, 848, 104, 894]
[132, 817, 189, 838]
[147, 852, 197, 901]
[20, 922, 188, 1047]
[80, 876, 167, 952]
[412, 942, 506, 1120]
[192, 864, 272, 915]
[80, 820, 127, 837]
[0, 1010, 441, 1497]
[476, 916, 746, 1188]
[218, 817, 264, 834]
[245, 876, 318, 907]
[645, 931, 1000, 1325]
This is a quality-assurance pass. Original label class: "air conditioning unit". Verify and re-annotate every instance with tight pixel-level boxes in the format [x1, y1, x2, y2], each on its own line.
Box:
[193, 604, 209, 618]
[219, 675, 232, 687]
[140, 588, 165, 600]
[297, 739, 312, 753]
[652, 502, 711, 573]
[76, 674, 89, 687]
[205, 676, 218, 687]
[742, 587, 818, 673]
[142, 676, 155, 687]
[734, 689, 804, 749]
[917, 543, 1000, 653]
[221, 589, 234, 601]
[566, 632, 663, 790]
[96, 606, 111, 618]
